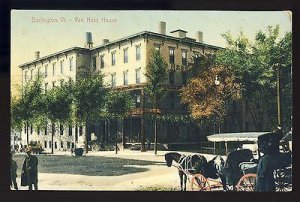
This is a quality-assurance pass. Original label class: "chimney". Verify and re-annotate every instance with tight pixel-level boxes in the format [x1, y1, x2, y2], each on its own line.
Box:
[159, 21, 166, 35]
[102, 39, 109, 45]
[84, 32, 93, 49]
[196, 31, 203, 43]
[35, 51, 40, 60]
[170, 29, 187, 38]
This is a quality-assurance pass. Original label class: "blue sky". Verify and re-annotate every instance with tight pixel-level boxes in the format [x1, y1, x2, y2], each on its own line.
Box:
[11, 10, 292, 94]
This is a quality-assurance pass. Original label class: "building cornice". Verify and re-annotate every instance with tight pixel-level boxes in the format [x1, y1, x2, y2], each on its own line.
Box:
[19, 31, 224, 69]
[19, 47, 90, 69]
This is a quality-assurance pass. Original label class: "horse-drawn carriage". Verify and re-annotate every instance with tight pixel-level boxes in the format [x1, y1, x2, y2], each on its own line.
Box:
[165, 132, 292, 192]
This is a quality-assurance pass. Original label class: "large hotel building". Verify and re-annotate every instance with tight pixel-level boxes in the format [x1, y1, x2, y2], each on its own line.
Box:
[18, 22, 252, 152]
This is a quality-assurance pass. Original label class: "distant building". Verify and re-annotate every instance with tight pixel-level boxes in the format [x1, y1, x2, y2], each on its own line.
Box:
[18, 21, 253, 152]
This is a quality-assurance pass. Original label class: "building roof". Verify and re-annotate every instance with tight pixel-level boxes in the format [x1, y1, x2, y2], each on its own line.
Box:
[207, 132, 271, 142]
[19, 47, 90, 68]
[170, 29, 188, 33]
[19, 31, 223, 69]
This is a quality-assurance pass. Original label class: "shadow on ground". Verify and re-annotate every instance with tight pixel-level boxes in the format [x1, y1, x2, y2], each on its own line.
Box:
[13, 154, 162, 176]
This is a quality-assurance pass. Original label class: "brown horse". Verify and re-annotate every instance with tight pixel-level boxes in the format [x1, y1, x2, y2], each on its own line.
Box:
[165, 152, 226, 191]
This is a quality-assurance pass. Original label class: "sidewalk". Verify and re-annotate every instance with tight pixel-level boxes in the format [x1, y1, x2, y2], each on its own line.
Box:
[13, 150, 221, 191]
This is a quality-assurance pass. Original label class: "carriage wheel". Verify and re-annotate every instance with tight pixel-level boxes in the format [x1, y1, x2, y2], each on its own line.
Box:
[274, 169, 291, 192]
[236, 174, 256, 192]
[190, 174, 211, 191]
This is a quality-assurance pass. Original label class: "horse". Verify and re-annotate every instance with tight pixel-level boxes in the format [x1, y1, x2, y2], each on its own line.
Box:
[165, 152, 226, 191]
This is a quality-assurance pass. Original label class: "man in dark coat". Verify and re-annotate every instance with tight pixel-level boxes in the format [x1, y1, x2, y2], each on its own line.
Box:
[10, 154, 18, 190]
[21, 148, 38, 190]
[255, 132, 280, 192]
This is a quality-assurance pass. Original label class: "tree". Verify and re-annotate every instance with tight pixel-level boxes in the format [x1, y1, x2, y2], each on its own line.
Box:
[40, 80, 74, 154]
[11, 76, 44, 145]
[144, 49, 168, 154]
[216, 26, 292, 131]
[72, 67, 107, 153]
[181, 65, 241, 121]
[105, 90, 134, 154]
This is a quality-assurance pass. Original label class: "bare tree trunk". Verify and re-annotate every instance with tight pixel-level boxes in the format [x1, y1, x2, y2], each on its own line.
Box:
[115, 116, 118, 154]
[51, 122, 54, 154]
[26, 121, 29, 146]
[85, 119, 88, 154]
[122, 118, 125, 149]
[154, 97, 158, 155]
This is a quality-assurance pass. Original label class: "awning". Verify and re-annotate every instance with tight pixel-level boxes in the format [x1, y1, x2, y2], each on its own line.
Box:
[207, 132, 270, 142]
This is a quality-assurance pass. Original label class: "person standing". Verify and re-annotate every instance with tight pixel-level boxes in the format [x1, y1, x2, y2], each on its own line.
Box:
[21, 148, 38, 190]
[10, 154, 18, 190]
[255, 132, 280, 192]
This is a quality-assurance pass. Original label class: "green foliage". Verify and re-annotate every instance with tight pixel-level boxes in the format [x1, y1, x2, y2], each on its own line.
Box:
[41, 80, 74, 126]
[144, 49, 168, 105]
[11, 76, 44, 131]
[105, 90, 134, 118]
[72, 71, 107, 123]
[216, 26, 292, 131]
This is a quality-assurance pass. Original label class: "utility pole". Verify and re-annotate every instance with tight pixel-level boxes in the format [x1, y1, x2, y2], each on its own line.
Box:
[275, 63, 283, 128]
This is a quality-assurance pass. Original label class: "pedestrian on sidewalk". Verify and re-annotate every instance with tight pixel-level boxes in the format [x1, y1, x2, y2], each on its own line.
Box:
[10, 153, 18, 190]
[21, 148, 38, 190]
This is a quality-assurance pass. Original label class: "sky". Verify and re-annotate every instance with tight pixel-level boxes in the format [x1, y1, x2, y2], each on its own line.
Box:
[11, 10, 292, 96]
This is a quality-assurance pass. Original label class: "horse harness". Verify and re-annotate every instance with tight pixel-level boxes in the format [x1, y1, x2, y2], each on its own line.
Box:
[176, 154, 204, 174]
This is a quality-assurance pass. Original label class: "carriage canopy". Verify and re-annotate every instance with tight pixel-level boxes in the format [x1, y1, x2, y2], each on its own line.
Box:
[207, 132, 270, 142]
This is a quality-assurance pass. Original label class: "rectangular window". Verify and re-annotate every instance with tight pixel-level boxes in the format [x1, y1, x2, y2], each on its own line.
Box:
[55, 142, 57, 149]
[111, 52, 116, 66]
[44, 124, 47, 135]
[44, 141, 47, 149]
[111, 73, 116, 87]
[60, 124, 64, 136]
[169, 71, 175, 85]
[52, 63, 56, 76]
[69, 125, 72, 136]
[135, 68, 141, 84]
[49, 141, 52, 148]
[69, 58, 73, 71]
[24, 71, 28, 82]
[38, 67, 41, 78]
[61, 141, 64, 149]
[182, 50, 187, 66]
[124, 49, 128, 63]
[136, 46, 141, 60]
[169, 48, 175, 64]
[79, 126, 83, 136]
[92, 56, 97, 70]
[60, 61, 64, 74]
[100, 56, 104, 68]
[123, 71, 128, 86]
[67, 142, 70, 149]
[45, 65, 48, 77]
